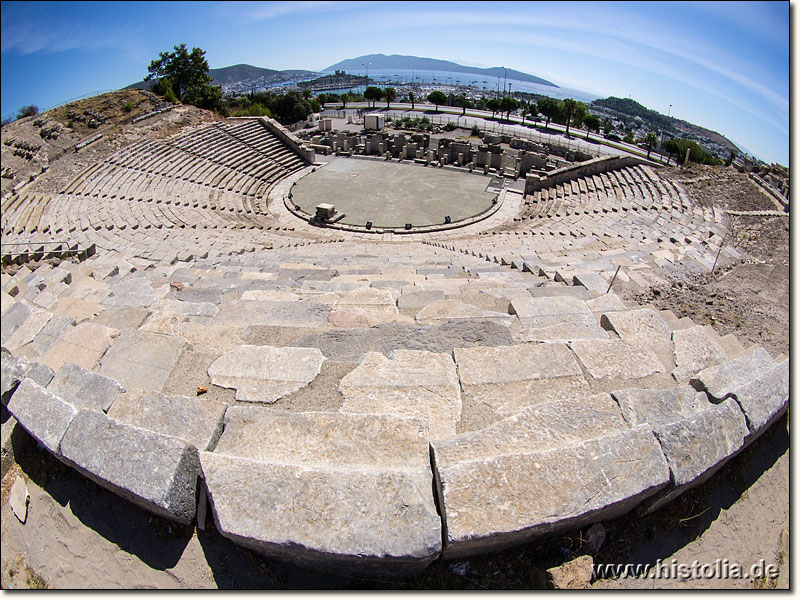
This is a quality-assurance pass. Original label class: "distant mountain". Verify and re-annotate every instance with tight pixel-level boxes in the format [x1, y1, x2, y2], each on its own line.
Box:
[124, 64, 317, 90]
[323, 54, 558, 88]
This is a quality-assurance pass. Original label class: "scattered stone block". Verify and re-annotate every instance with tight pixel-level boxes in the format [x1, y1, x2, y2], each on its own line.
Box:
[433, 425, 669, 558]
[107, 389, 227, 451]
[453, 344, 590, 416]
[48, 362, 124, 413]
[570, 339, 666, 380]
[208, 345, 325, 403]
[548, 554, 594, 589]
[59, 409, 201, 524]
[98, 330, 185, 393]
[339, 349, 461, 439]
[9, 476, 29, 523]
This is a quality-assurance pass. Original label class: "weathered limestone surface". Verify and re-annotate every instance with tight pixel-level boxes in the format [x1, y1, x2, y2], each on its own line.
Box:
[6, 379, 78, 455]
[152, 298, 219, 317]
[59, 409, 200, 524]
[213, 300, 331, 327]
[107, 389, 227, 451]
[48, 362, 125, 413]
[339, 350, 461, 439]
[689, 347, 775, 401]
[671, 325, 728, 383]
[453, 344, 589, 416]
[215, 407, 430, 469]
[3, 309, 52, 353]
[611, 386, 708, 427]
[432, 393, 627, 465]
[41, 322, 119, 371]
[511, 296, 608, 343]
[98, 330, 186, 393]
[601, 309, 672, 345]
[0, 302, 32, 345]
[415, 300, 514, 326]
[294, 320, 514, 362]
[434, 425, 670, 558]
[585, 294, 627, 314]
[727, 359, 789, 438]
[642, 399, 749, 513]
[570, 339, 665, 380]
[201, 452, 442, 572]
[2, 350, 54, 405]
[397, 290, 446, 310]
[208, 345, 325, 403]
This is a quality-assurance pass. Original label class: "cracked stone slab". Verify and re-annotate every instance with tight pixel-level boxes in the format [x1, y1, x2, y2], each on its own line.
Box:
[433, 425, 670, 559]
[339, 349, 461, 440]
[671, 325, 729, 383]
[107, 389, 227, 451]
[1, 302, 33, 345]
[6, 378, 78, 456]
[201, 452, 442, 574]
[3, 309, 53, 353]
[48, 362, 125, 413]
[59, 409, 200, 524]
[98, 330, 186, 393]
[432, 393, 627, 465]
[714, 358, 789, 440]
[570, 339, 666, 380]
[611, 386, 709, 428]
[2, 349, 54, 405]
[208, 345, 325, 403]
[453, 344, 590, 416]
[642, 399, 749, 514]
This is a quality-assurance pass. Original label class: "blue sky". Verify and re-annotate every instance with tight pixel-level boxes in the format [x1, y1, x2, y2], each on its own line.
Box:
[1, 1, 790, 165]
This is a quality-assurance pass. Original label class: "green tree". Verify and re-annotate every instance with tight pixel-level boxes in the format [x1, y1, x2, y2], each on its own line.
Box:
[485, 98, 501, 119]
[341, 92, 349, 109]
[602, 117, 613, 135]
[583, 114, 601, 140]
[427, 90, 448, 111]
[457, 94, 467, 116]
[500, 97, 519, 121]
[644, 131, 658, 158]
[409, 91, 415, 110]
[145, 43, 212, 102]
[16, 104, 40, 119]
[384, 87, 397, 109]
[364, 86, 383, 108]
[526, 101, 538, 123]
[537, 97, 560, 128]
[562, 99, 577, 136]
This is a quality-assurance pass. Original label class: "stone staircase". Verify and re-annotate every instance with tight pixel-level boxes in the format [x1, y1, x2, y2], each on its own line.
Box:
[1, 240, 788, 575]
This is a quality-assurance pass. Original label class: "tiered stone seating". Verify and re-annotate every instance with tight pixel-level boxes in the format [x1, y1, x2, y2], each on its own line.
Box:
[2, 240, 787, 575]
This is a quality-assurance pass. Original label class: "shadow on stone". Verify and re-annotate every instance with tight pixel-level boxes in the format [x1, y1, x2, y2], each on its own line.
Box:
[14, 433, 192, 571]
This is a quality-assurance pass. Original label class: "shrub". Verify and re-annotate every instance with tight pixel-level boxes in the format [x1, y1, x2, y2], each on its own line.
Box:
[124, 101, 134, 113]
[444, 121, 457, 132]
[471, 124, 481, 136]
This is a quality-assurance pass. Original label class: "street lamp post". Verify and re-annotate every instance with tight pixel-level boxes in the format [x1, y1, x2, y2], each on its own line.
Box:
[660, 103, 672, 163]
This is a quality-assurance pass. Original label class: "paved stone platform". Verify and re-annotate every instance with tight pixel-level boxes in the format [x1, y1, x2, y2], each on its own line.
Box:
[290, 157, 496, 228]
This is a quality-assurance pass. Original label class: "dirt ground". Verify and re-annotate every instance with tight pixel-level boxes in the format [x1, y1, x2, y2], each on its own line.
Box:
[0, 109, 790, 589]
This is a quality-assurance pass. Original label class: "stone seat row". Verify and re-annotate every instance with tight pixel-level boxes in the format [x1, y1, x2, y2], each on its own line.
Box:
[1, 247, 788, 573]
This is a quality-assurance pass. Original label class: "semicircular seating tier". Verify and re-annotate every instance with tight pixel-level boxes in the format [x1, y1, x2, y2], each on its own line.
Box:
[1, 239, 787, 575]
